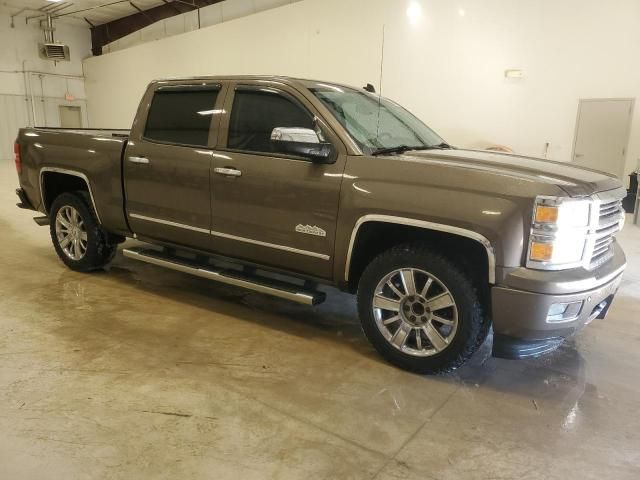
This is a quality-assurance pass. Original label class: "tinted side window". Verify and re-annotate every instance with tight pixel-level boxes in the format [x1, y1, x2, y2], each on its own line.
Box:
[228, 90, 314, 154]
[144, 88, 219, 146]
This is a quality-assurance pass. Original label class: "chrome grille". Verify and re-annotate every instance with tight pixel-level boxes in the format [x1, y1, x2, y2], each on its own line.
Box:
[588, 198, 623, 269]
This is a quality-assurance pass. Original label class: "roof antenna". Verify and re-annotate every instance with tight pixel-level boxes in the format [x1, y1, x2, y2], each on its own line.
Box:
[375, 24, 385, 140]
[363, 83, 376, 93]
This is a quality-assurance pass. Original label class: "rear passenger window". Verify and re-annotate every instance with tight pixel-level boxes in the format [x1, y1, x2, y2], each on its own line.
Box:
[228, 89, 314, 154]
[144, 88, 219, 146]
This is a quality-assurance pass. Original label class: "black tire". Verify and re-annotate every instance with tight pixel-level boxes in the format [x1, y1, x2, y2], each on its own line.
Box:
[49, 191, 117, 272]
[357, 243, 490, 374]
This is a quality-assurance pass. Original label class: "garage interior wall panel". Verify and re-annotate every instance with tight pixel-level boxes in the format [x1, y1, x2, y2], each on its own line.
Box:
[0, 95, 29, 161]
[82, 0, 638, 180]
[0, 11, 91, 159]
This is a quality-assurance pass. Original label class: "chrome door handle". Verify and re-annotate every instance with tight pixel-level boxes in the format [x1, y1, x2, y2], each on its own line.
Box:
[128, 156, 149, 164]
[214, 167, 242, 177]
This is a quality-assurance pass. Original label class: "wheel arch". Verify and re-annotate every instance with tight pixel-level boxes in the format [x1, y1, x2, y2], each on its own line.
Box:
[40, 168, 101, 223]
[344, 215, 496, 291]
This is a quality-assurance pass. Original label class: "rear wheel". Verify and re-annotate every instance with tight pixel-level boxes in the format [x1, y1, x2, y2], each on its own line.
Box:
[49, 192, 117, 272]
[357, 243, 489, 374]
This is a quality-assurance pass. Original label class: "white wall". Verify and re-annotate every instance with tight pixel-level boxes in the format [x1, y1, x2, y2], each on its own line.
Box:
[0, 11, 91, 159]
[84, 0, 640, 180]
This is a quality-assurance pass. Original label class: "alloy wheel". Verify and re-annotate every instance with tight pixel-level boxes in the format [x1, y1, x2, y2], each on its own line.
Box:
[55, 205, 88, 261]
[372, 268, 459, 357]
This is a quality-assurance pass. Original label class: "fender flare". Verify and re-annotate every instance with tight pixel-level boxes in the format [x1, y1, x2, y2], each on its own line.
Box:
[39, 167, 102, 224]
[344, 214, 496, 284]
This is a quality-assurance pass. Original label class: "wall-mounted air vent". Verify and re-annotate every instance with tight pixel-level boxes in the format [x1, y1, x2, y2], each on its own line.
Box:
[39, 43, 70, 61]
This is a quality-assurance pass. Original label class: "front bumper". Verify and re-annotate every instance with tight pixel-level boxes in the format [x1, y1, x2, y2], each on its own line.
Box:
[491, 243, 626, 359]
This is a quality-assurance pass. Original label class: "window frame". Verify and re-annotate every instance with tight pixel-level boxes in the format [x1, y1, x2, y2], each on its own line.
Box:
[140, 82, 225, 149]
[218, 83, 336, 162]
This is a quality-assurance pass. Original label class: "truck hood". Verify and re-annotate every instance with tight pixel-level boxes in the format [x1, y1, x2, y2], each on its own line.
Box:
[398, 148, 621, 197]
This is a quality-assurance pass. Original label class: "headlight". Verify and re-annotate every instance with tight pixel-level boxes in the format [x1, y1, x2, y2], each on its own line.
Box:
[533, 200, 590, 228]
[527, 196, 594, 270]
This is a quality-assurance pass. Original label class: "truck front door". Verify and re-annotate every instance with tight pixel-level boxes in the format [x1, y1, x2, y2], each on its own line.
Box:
[210, 83, 347, 279]
[124, 82, 226, 251]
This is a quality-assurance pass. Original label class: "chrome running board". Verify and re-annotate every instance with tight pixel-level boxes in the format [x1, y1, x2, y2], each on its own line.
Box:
[122, 247, 325, 306]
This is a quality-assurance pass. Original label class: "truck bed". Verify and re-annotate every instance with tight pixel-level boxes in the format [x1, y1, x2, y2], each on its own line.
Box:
[16, 126, 131, 235]
[27, 127, 130, 138]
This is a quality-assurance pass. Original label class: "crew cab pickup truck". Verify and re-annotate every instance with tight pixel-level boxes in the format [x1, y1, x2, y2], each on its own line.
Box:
[14, 76, 627, 373]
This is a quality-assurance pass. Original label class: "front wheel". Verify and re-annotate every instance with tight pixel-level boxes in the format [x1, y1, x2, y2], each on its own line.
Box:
[357, 243, 489, 374]
[49, 192, 117, 272]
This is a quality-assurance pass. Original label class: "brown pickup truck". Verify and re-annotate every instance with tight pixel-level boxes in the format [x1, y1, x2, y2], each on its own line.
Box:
[14, 76, 627, 373]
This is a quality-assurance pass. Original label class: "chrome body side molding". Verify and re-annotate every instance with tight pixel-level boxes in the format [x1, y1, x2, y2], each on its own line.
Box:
[210, 230, 330, 260]
[129, 212, 210, 234]
[126, 213, 330, 260]
[344, 214, 496, 284]
[40, 167, 102, 223]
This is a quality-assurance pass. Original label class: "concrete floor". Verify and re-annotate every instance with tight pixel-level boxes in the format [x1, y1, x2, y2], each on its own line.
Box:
[1, 161, 639, 480]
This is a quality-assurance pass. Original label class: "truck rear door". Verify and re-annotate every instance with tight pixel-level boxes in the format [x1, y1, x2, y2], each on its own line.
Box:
[124, 81, 227, 251]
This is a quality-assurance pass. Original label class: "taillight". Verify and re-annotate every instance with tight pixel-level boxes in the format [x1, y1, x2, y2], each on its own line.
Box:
[14, 142, 21, 174]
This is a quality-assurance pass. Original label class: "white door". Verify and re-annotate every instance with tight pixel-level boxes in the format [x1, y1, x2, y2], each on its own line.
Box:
[59, 105, 83, 128]
[572, 98, 633, 178]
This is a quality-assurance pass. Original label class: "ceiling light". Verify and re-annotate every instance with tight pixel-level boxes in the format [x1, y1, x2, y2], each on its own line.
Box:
[406, 1, 423, 25]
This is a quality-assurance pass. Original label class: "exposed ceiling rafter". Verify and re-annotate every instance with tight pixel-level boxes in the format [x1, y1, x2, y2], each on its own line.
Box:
[5, 1, 168, 27]
[89, 0, 221, 56]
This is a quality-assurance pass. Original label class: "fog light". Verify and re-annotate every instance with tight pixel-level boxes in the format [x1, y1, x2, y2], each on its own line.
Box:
[546, 301, 583, 323]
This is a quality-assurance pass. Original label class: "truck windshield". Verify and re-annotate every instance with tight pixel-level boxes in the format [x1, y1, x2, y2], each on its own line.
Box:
[310, 84, 446, 155]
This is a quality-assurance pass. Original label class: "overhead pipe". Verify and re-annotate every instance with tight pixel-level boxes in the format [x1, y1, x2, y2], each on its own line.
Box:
[10, 8, 29, 27]
[39, 75, 48, 127]
[0, 69, 84, 80]
[45, 0, 139, 19]
[44, 15, 55, 43]
[22, 61, 35, 128]
[24, 2, 74, 24]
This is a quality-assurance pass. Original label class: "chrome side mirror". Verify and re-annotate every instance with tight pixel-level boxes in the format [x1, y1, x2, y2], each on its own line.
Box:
[270, 127, 335, 163]
[270, 127, 320, 144]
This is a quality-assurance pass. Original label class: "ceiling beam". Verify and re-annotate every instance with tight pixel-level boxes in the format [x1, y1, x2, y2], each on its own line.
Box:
[89, 0, 222, 56]
[162, 0, 184, 15]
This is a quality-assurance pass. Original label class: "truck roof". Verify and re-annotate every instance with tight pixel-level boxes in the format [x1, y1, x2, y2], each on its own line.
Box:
[150, 75, 356, 90]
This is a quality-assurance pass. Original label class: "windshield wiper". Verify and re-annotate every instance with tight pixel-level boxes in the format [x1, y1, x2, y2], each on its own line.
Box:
[371, 145, 425, 156]
[371, 143, 452, 156]
[428, 142, 452, 149]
